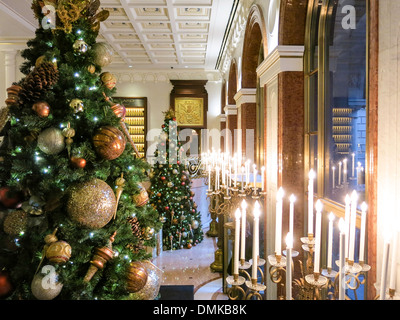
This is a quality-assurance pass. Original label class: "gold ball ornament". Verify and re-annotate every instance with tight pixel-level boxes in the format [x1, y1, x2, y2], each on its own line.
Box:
[126, 261, 148, 293]
[37, 127, 65, 155]
[66, 178, 116, 229]
[31, 270, 63, 300]
[45, 240, 72, 264]
[93, 126, 126, 160]
[73, 39, 89, 53]
[3, 210, 28, 236]
[132, 184, 149, 207]
[101, 72, 117, 90]
[92, 42, 113, 67]
[69, 99, 84, 113]
[142, 226, 155, 240]
[128, 260, 162, 300]
[88, 65, 96, 74]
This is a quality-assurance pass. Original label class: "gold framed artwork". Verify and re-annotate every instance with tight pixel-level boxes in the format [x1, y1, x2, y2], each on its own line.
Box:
[174, 97, 205, 127]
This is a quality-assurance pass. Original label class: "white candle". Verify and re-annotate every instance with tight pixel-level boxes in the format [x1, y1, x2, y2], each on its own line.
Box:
[215, 166, 219, 191]
[359, 202, 367, 263]
[208, 168, 211, 191]
[308, 170, 315, 237]
[289, 194, 296, 238]
[352, 153, 355, 177]
[253, 164, 257, 189]
[241, 166, 245, 192]
[286, 233, 293, 301]
[246, 160, 250, 186]
[240, 200, 247, 262]
[344, 194, 351, 260]
[261, 166, 265, 191]
[348, 190, 358, 262]
[339, 218, 346, 300]
[252, 202, 260, 280]
[343, 158, 348, 183]
[327, 212, 335, 269]
[389, 231, 399, 290]
[233, 208, 241, 275]
[338, 161, 342, 185]
[275, 187, 284, 256]
[314, 200, 323, 274]
[332, 166, 335, 189]
[380, 236, 391, 300]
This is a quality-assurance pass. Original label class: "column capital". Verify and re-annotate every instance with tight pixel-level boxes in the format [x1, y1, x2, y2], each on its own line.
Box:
[234, 88, 257, 106]
[224, 104, 238, 115]
[257, 45, 304, 86]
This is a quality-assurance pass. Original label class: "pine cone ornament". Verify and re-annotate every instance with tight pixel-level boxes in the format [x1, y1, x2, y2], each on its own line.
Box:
[18, 62, 59, 105]
[127, 216, 143, 240]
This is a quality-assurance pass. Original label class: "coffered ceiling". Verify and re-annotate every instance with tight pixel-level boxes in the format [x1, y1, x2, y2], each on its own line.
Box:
[0, 0, 235, 71]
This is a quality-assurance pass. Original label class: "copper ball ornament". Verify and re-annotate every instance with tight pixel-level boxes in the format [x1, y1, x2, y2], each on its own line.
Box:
[37, 127, 65, 155]
[93, 126, 126, 160]
[45, 240, 72, 264]
[126, 261, 148, 293]
[32, 101, 50, 117]
[66, 178, 116, 229]
[70, 156, 86, 169]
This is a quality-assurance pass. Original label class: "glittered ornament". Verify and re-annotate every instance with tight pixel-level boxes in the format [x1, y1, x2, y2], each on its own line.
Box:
[93, 126, 126, 160]
[142, 227, 155, 240]
[69, 98, 84, 113]
[73, 39, 89, 53]
[128, 260, 162, 300]
[101, 72, 117, 90]
[3, 210, 28, 236]
[191, 220, 199, 229]
[31, 269, 63, 300]
[32, 101, 50, 117]
[92, 42, 113, 67]
[37, 127, 65, 155]
[66, 178, 116, 229]
[126, 261, 148, 293]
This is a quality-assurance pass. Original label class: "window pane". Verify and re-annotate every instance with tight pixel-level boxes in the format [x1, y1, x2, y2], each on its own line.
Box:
[324, 0, 367, 205]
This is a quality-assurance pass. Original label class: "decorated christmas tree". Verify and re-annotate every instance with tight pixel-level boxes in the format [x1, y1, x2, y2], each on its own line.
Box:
[0, 0, 161, 300]
[149, 109, 204, 251]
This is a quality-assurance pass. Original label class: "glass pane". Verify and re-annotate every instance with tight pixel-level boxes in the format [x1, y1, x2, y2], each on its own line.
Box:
[324, 0, 367, 206]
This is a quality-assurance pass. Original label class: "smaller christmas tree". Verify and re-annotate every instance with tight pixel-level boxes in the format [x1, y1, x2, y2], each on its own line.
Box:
[149, 110, 204, 250]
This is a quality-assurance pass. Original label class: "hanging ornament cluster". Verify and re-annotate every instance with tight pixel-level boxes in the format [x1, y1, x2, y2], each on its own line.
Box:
[66, 178, 116, 229]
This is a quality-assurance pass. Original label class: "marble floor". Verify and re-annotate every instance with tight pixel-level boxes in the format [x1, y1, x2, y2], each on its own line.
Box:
[151, 178, 228, 300]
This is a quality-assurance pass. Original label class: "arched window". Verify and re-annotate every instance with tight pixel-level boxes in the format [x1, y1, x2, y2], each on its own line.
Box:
[305, 0, 368, 298]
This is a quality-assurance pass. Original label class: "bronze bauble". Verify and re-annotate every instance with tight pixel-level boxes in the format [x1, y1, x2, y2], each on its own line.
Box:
[93, 126, 126, 160]
[126, 261, 148, 293]
[92, 42, 113, 67]
[132, 184, 149, 207]
[66, 178, 116, 229]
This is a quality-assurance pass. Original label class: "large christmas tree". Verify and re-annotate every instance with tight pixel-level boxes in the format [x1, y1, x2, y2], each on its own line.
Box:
[149, 110, 204, 251]
[0, 0, 161, 300]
